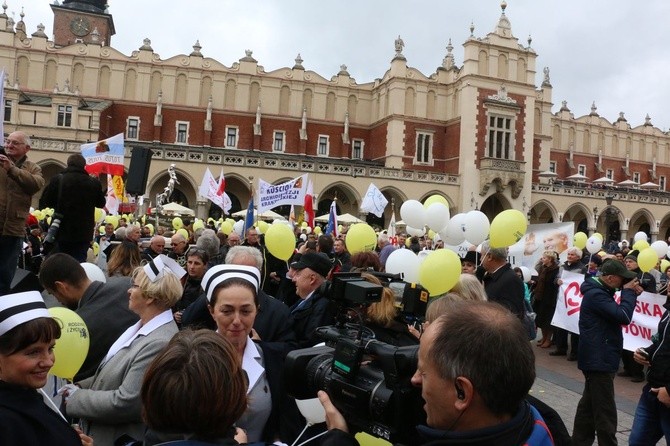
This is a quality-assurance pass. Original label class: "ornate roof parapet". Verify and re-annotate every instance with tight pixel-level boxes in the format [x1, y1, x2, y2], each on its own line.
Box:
[438, 38, 455, 72]
[292, 53, 304, 70]
[31, 22, 48, 39]
[240, 49, 257, 63]
[493, 1, 513, 38]
[190, 40, 202, 57]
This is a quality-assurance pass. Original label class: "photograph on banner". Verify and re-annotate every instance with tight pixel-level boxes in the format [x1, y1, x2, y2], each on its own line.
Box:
[257, 174, 308, 213]
[552, 270, 665, 352]
[510, 222, 574, 269]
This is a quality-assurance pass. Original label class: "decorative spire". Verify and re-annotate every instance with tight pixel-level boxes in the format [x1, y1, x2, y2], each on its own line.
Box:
[441, 38, 455, 70]
[31, 23, 48, 38]
[542, 67, 551, 87]
[494, 0, 512, 37]
[560, 100, 570, 112]
[469, 21, 475, 37]
[645, 114, 652, 126]
[1, 2, 7, 18]
[190, 40, 202, 57]
[338, 64, 349, 76]
[527, 34, 532, 48]
[240, 50, 257, 63]
[393, 35, 406, 61]
[590, 101, 599, 116]
[139, 38, 153, 51]
[617, 112, 627, 122]
[293, 53, 304, 70]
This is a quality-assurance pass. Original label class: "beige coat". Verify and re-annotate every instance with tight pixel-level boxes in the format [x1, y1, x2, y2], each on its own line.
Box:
[0, 156, 44, 237]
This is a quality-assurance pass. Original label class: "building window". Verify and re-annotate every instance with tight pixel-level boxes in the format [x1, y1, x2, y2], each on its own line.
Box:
[317, 135, 329, 156]
[126, 117, 140, 140]
[606, 169, 614, 179]
[416, 132, 432, 164]
[577, 164, 586, 176]
[3, 99, 11, 122]
[176, 121, 189, 144]
[660, 176, 666, 191]
[352, 139, 364, 159]
[273, 131, 285, 152]
[487, 115, 513, 159]
[549, 161, 556, 173]
[225, 126, 238, 148]
[633, 172, 640, 184]
[57, 105, 73, 127]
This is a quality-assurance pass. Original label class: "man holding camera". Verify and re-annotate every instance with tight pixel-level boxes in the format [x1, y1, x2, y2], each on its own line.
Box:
[0, 131, 44, 295]
[572, 259, 641, 446]
[318, 300, 553, 445]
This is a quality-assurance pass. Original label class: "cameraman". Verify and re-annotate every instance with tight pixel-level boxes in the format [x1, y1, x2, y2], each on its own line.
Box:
[318, 300, 553, 445]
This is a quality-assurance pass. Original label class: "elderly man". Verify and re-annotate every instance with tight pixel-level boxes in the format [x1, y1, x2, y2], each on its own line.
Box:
[125, 225, 142, 246]
[318, 300, 553, 445]
[290, 251, 336, 348]
[142, 235, 165, 262]
[169, 232, 189, 267]
[0, 131, 45, 294]
[219, 231, 240, 262]
[39, 253, 139, 381]
[377, 232, 396, 269]
[480, 240, 525, 320]
[573, 259, 641, 445]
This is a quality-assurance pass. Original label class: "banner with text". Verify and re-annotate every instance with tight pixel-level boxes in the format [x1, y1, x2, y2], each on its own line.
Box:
[81, 133, 125, 176]
[257, 174, 307, 213]
[552, 271, 665, 352]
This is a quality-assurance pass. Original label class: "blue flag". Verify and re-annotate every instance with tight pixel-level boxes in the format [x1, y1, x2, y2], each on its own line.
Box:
[325, 200, 338, 237]
[244, 197, 255, 235]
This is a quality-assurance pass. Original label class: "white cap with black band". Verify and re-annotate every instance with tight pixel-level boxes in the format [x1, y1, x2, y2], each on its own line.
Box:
[201, 265, 261, 303]
[0, 291, 51, 337]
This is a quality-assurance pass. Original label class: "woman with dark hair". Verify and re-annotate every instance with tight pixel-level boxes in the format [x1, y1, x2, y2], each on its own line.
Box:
[203, 264, 290, 443]
[349, 251, 382, 272]
[0, 291, 92, 446]
[533, 250, 561, 348]
[62, 255, 182, 445]
[139, 330, 249, 445]
[173, 247, 209, 325]
[107, 240, 142, 277]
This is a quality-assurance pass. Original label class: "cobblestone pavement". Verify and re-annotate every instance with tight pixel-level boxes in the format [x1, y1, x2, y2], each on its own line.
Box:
[532, 342, 667, 445]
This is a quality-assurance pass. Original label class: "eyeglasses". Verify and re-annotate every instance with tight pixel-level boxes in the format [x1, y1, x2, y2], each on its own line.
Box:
[187, 247, 206, 256]
[5, 139, 25, 146]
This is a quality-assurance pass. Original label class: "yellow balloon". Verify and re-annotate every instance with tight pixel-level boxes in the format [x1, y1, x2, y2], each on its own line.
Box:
[105, 215, 119, 229]
[256, 220, 269, 234]
[92, 242, 100, 256]
[48, 307, 90, 380]
[146, 223, 155, 236]
[489, 210, 527, 248]
[633, 240, 650, 251]
[172, 217, 184, 230]
[573, 232, 588, 250]
[661, 259, 670, 273]
[313, 226, 322, 235]
[265, 223, 295, 260]
[355, 432, 392, 446]
[419, 249, 461, 296]
[638, 247, 658, 273]
[428, 229, 436, 240]
[177, 228, 189, 240]
[345, 224, 377, 254]
[192, 219, 205, 231]
[593, 233, 604, 241]
[99, 225, 105, 235]
[94, 208, 105, 223]
[220, 220, 234, 235]
[423, 194, 449, 209]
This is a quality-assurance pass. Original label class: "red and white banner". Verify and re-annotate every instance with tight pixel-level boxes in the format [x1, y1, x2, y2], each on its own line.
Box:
[552, 271, 665, 352]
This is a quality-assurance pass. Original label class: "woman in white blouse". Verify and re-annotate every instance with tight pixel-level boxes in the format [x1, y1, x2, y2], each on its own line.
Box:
[62, 255, 183, 446]
[203, 264, 285, 443]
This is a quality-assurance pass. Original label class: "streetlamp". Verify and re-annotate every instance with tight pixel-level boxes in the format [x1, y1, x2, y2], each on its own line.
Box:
[603, 192, 619, 242]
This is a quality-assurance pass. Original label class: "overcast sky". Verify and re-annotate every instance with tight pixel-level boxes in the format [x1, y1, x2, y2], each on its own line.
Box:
[20, 1, 670, 130]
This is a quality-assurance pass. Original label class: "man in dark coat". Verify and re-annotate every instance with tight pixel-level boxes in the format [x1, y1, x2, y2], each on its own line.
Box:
[39, 253, 139, 381]
[39, 153, 105, 262]
[572, 259, 641, 446]
[480, 241, 525, 320]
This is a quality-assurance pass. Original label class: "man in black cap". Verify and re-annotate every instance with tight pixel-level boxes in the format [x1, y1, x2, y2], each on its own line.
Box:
[572, 259, 642, 445]
[289, 251, 336, 348]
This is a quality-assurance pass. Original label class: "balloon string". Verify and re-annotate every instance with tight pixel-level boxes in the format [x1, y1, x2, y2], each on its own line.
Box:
[39, 388, 68, 422]
[290, 424, 310, 446]
[295, 430, 328, 446]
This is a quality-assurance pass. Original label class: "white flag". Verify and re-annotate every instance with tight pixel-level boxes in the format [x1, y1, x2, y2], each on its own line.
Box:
[199, 168, 232, 214]
[387, 212, 397, 239]
[257, 174, 308, 213]
[360, 183, 388, 218]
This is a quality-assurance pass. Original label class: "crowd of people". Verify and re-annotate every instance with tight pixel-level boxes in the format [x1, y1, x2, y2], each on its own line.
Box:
[2, 131, 670, 444]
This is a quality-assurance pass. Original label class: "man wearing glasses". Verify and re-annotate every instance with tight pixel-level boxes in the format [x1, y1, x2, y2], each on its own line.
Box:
[0, 131, 44, 295]
[169, 232, 189, 267]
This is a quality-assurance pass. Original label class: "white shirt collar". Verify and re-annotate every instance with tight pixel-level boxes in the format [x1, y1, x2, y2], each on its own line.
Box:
[241, 338, 264, 394]
[103, 310, 173, 363]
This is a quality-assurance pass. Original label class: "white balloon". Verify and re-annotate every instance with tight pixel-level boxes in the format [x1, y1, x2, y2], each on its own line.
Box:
[386, 249, 420, 283]
[417, 250, 431, 265]
[233, 220, 246, 236]
[440, 213, 467, 246]
[295, 398, 326, 426]
[519, 266, 532, 283]
[586, 236, 603, 254]
[80, 262, 107, 283]
[463, 210, 490, 245]
[651, 240, 669, 259]
[400, 200, 426, 230]
[634, 231, 648, 242]
[406, 225, 425, 237]
[425, 203, 451, 233]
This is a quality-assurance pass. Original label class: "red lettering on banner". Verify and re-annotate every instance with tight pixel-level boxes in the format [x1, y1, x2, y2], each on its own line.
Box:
[654, 304, 664, 318]
[622, 322, 652, 340]
[563, 282, 583, 315]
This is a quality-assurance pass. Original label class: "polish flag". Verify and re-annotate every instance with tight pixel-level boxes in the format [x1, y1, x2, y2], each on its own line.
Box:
[304, 180, 315, 227]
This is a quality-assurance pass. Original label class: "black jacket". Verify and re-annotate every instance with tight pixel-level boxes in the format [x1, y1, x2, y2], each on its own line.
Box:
[0, 381, 81, 446]
[289, 289, 337, 348]
[483, 263, 525, 320]
[578, 277, 637, 373]
[644, 301, 670, 389]
[39, 165, 105, 243]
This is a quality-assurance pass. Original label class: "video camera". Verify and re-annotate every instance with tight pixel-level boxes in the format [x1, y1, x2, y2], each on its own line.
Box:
[284, 272, 429, 443]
